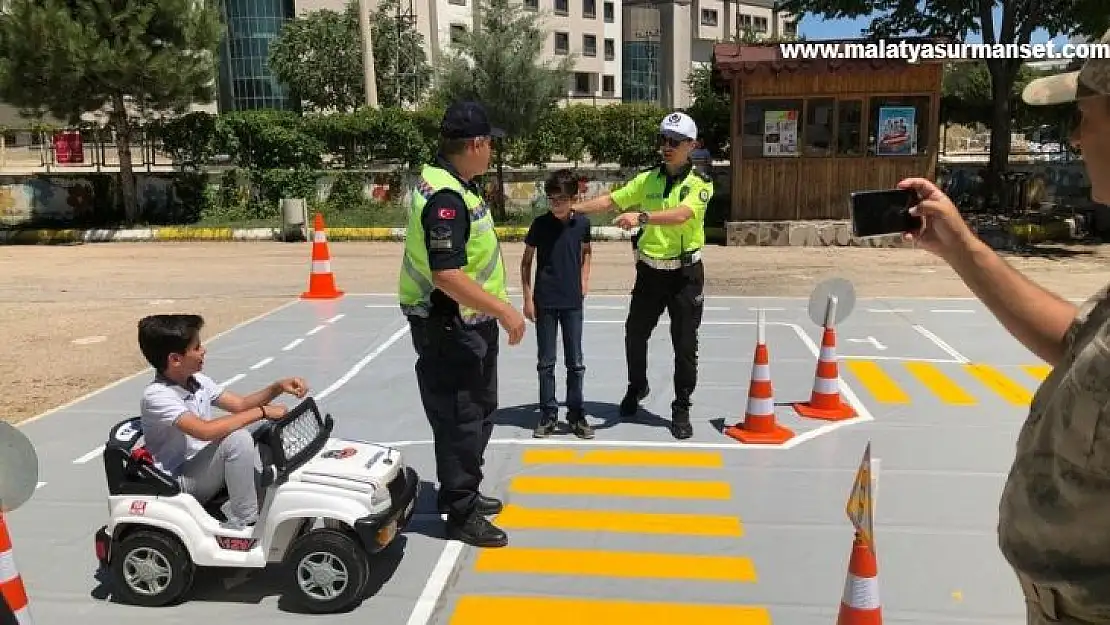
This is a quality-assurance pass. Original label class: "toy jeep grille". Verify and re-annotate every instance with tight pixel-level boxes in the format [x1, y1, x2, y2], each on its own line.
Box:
[280, 409, 322, 458]
[268, 397, 333, 476]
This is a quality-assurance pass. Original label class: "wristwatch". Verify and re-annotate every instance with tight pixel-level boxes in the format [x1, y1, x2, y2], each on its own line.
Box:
[637, 211, 649, 226]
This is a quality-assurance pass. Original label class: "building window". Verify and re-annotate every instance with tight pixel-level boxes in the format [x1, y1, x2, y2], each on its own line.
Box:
[449, 24, 467, 44]
[868, 95, 930, 156]
[583, 0, 595, 18]
[742, 99, 802, 158]
[574, 72, 591, 95]
[700, 8, 718, 26]
[603, 1, 614, 22]
[604, 38, 615, 60]
[738, 14, 752, 34]
[622, 40, 660, 104]
[448, 0, 465, 5]
[803, 97, 835, 157]
[754, 16, 768, 32]
[524, 0, 538, 9]
[554, 0, 568, 15]
[783, 20, 797, 36]
[837, 99, 864, 156]
[603, 74, 615, 96]
[554, 31, 569, 54]
[583, 34, 597, 56]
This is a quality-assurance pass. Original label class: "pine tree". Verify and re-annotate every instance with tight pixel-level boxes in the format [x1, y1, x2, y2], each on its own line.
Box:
[0, 0, 223, 223]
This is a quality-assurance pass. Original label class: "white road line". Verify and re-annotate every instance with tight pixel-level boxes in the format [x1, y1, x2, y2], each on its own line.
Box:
[406, 541, 465, 625]
[839, 355, 960, 363]
[316, 324, 411, 399]
[748, 307, 785, 311]
[865, 308, 912, 313]
[73, 446, 102, 464]
[222, 373, 247, 386]
[250, 357, 274, 370]
[18, 298, 302, 429]
[306, 324, 326, 336]
[327, 314, 345, 323]
[36, 481, 46, 490]
[282, 338, 304, 351]
[930, 309, 975, 314]
[912, 324, 969, 363]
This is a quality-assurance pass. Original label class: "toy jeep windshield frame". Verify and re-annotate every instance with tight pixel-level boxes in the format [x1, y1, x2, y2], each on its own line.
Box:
[265, 396, 334, 480]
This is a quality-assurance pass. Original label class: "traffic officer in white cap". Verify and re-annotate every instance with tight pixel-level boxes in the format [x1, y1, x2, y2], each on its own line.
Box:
[570, 111, 714, 439]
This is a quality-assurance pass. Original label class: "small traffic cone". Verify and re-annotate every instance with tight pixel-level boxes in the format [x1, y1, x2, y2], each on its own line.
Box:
[794, 323, 856, 421]
[837, 532, 882, 625]
[0, 512, 33, 624]
[300, 213, 344, 300]
[724, 310, 794, 445]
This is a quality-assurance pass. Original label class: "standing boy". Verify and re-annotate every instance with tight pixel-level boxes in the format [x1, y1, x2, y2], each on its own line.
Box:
[521, 169, 594, 439]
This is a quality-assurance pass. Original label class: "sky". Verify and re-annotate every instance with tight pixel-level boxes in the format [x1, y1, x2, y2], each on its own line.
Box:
[797, 5, 1074, 48]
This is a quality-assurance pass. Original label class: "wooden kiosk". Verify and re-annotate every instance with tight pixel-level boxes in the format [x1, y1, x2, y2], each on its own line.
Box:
[711, 38, 944, 227]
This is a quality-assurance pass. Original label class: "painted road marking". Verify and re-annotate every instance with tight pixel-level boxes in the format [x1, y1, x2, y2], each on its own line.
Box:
[904, 362, 978, 406]
[449, 596, 772, 624]
[1022, 364, 1053, 381]
[306, 324, 326, 336]
[964, 364, 1034, 405]
[844, 360, 910, 404]
[282, 338, 303, 351]
[522, 448, 724, 468]
[221, 373, 246, 386]
[496, 504, 744, 536]
[509, 475, 732, 499]
[912, 324, 970, 363]
[473, 547, 757, 581]
[326, 313, 345, 323]
[249, 357, 273, 370]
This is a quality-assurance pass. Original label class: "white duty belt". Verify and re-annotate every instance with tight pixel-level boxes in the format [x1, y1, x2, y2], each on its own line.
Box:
[636, 248, 702, 270]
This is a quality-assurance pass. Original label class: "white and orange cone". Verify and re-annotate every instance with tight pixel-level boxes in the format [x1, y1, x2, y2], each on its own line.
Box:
[724, 309, 794, 445]
[837, 532, 882, 625]
[0, 512, 33, 624]
[794, 295, 855, 421]
[301, 213, 344, 300]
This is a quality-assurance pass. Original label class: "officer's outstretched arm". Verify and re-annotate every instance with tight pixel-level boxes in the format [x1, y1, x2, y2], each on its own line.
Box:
[570, 193, 616, 215]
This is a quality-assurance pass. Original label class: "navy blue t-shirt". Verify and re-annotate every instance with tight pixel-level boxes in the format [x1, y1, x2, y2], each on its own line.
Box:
[525, 211, 592, 310]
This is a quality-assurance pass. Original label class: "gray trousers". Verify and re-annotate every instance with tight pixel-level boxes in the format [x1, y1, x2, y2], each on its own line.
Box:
[176, 422, 265, 527]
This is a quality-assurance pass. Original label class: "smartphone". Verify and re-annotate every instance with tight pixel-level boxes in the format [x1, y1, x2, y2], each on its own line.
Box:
[849, 189, 923, 238]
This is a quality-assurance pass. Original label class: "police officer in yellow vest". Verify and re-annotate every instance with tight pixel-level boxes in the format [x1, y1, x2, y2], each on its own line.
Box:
[571, 111, 712, 439]
[398, 101, 526, 548]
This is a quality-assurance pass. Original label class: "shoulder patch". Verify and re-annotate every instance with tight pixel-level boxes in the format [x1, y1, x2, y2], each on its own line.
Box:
[698, 188, 711, 202]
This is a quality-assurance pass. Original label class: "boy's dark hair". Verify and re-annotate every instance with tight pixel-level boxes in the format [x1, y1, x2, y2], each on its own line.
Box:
[545, 169, 579, 198]
[137, 314, 204, 372]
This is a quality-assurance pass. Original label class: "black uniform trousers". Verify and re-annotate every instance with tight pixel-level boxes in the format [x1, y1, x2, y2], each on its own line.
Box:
[408, 313, 498, 523]
[625, 259, 705, 413]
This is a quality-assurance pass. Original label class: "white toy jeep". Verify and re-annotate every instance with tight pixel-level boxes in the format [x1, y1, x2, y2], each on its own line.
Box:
[93, 396, 420, 614]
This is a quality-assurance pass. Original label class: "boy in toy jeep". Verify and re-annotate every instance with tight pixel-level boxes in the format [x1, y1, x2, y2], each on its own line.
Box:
[136, 314, 309, 529]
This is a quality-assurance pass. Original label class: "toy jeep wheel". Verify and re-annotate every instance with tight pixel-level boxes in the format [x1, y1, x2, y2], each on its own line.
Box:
[283, 528, 370, 614]
[109, 529, 194, 607]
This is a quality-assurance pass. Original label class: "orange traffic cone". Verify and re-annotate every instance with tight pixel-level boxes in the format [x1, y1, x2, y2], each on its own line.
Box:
[0, 512, 33, 624]
[837, 532, 882, 625]
[794, 304, 855, 420]
[724, 310, 794, 445]
[301, 213, 344, 300]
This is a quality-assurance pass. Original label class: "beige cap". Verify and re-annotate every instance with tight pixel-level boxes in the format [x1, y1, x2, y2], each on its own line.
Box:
[1022, 27, 1110, 106]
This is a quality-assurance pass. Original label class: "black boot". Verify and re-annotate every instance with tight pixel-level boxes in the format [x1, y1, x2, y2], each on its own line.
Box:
[619, 385, 650, 418]
[439, 493, 503, 516]
[446, 513, 508, 548]
[670, 403, 693, 440]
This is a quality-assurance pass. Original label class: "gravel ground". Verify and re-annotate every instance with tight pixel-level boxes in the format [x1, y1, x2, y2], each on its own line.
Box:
[3, 240, 1108, 425]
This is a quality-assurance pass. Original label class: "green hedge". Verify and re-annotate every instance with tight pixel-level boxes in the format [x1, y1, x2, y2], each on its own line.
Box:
[151, 102, 726, 174]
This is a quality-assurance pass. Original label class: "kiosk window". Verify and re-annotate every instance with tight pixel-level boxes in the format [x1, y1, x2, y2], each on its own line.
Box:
[803, 98, 835, 157]
[868, 96, 930, 156]
[837, 99, 864, 156]
[742, 99, 803, 158]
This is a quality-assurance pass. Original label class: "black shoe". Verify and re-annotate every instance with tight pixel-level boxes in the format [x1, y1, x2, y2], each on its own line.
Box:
[670, 405, 693, 440]
[533, 413, 558, 438]
[446, 514, 508, 548]
[567, 410, 594, 439]
[619, 385, 650, 417]
[439, 493, 503, 516]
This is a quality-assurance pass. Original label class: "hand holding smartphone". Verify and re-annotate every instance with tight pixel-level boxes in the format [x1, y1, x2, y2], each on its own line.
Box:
[849, 188, 923, 238]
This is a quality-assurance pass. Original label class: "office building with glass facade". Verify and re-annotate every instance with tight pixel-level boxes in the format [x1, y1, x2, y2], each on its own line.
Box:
[217, 0, 297, 112]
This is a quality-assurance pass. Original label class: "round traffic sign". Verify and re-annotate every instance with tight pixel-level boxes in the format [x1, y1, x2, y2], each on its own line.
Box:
[807, 277, 856, 327]
[0, 421, 39, 513]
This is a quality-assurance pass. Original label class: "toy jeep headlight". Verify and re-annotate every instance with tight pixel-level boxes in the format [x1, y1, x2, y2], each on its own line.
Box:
[267, 397, 334, 475]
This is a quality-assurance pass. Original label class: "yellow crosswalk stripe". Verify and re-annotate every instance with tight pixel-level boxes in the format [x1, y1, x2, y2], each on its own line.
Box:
[495, 503, 744, 537]
[1022, 364, 1053, 381]
[510, 475, 732, 500]
[522, 448, 724, 468]
[473, 547, 757, 582]
[903, 362, 977, 405]
[845, 360, 910, 403]
[450, 596, 773, 625]
[963, 364, 1034, 405]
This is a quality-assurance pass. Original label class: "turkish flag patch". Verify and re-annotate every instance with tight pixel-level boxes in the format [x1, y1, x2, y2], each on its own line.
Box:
[438, 208, 456, 220]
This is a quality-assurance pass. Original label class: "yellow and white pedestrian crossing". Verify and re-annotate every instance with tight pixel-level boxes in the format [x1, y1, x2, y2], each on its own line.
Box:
[842, 359, 1051, 406]
[445, 448, 772, 624]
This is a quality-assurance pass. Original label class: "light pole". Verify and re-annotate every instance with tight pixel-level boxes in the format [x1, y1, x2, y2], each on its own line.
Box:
[359, 0, 379, 108]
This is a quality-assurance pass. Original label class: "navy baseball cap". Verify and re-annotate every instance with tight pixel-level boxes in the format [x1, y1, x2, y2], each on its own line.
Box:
[440, 101, 506, 139]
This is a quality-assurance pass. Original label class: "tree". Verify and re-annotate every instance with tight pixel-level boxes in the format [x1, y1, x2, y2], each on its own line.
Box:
[0, 0, 223, 223]
[268, 0, 431, 111]
[431, 0, 574, 219]
[772, 0, 1108, 196]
